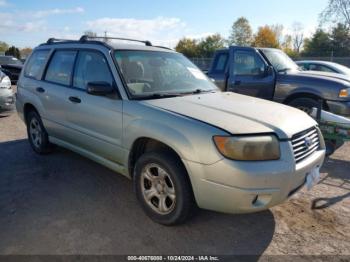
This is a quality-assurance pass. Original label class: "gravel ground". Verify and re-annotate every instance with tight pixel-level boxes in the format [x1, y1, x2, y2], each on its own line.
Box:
[0, 109, 349, 256]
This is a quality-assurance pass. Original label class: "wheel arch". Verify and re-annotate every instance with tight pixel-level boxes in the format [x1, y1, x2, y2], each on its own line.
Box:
[283, 92, 329, 110]
[128, 137, 187, 180]
[23, 103, 39, 124]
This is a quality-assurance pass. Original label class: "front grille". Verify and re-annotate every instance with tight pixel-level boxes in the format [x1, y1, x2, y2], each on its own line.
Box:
[291, 127, 320, 163]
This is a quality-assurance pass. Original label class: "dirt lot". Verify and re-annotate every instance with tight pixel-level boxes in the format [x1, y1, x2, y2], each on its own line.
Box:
[0, 109, 349, 256]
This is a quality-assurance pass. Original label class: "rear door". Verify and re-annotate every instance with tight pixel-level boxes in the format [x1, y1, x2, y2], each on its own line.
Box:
[227, 47, 276, 100]
[64, 49, 124, 165]
[41, 50, 77, 140]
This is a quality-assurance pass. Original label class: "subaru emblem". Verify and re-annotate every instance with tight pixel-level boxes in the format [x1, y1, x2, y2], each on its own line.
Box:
[304, 137, 313, 148]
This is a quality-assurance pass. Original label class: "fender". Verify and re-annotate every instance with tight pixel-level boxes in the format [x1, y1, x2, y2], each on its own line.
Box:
[123, 117, 225, 167]
[282, 86, 325, 104]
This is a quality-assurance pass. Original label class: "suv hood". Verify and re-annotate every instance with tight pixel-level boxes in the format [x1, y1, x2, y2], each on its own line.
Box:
[143, 92, 316, 139]
[285, 70, 350, 86]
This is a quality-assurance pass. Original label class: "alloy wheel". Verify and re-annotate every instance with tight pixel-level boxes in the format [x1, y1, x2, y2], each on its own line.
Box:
[140, 163, 176, 215]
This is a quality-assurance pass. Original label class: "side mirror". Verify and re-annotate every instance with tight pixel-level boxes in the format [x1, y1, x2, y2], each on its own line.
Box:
[86, 81, 114, 96]
[265, 65, 274, 76]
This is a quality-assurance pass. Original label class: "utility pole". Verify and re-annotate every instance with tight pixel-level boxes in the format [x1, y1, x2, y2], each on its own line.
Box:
[104, 31, 108, 42]
[331, 50, 334, 62]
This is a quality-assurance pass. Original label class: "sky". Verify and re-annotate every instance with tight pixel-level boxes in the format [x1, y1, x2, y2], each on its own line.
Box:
[0, 0, 329, 48]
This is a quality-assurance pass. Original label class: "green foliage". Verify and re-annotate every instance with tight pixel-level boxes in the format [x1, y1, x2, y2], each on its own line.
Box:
[330, 23, 350, 56]
[175, 34, 225, 58]
[302, 29, 332, 56]
[302, 25, 350, 57]
[175, 38, 199, 58]
[228, 17, 253, 46]
[0, 41, 9, 53]
[5, 46, 21, 59]
[197, 34, 225, 58]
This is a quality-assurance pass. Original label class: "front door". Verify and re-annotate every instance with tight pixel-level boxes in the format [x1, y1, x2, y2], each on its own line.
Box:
[227, 47, 276, 100]
[64, 50, 124, 165]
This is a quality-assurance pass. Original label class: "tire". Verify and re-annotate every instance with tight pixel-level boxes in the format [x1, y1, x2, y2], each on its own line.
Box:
[287, 97, 320, 114]
[26, 110, 52, 154]
[133, 151, 195, 225]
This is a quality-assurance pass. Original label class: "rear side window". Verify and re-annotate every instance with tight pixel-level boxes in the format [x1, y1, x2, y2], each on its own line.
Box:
[45, 50, 77, 86]
[212, 52, 228, 73]
[24, 50, 50, 80]
[73, 51, 113, 90]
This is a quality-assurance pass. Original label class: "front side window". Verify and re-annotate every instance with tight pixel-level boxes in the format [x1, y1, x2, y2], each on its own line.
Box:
[45, 50, 76, 86]
[24, 50, 50, 80]
[114, 51, 217, 98]
[73, 51, 113, 90]
[233, 50, 265, 76]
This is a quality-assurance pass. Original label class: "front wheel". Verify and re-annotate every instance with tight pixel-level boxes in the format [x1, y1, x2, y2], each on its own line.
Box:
[133, 152, 195, 225]
[287, 97, 320, 114]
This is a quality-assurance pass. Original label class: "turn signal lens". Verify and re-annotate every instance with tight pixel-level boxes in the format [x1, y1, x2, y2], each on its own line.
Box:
[339, 88, 349, 98]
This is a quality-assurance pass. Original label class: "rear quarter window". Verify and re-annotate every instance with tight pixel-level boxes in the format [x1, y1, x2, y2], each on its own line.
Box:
[24, 50, 50, 80]
[211, 52, 228, 73]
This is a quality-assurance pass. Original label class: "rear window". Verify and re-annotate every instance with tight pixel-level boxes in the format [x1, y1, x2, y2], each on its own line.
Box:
[45, 50, 77, 86]
[24, 50, 50, 80]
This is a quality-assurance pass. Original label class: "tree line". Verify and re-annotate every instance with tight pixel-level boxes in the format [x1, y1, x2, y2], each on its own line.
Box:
[0, 41, 32, 59]
[175, 0, 350, 58]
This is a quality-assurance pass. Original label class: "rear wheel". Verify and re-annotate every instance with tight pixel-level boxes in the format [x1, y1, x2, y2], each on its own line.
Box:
[133, 151, 195, 225]
[26, 111, 52, 154]
[287, 97, 320, 114]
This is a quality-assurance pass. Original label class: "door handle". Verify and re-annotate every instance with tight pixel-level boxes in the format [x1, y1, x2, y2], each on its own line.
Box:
[36, 87, 45, 93]
[69, 96, 81, 103]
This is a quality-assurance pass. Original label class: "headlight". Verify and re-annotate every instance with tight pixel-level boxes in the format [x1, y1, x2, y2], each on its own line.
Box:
[213, 135, 280, 161]
[339, 88, 350, 98]
[0, 76, 11, 89]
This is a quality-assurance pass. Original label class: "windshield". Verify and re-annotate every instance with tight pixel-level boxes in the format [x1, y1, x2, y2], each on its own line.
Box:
[332, 63, 350, 76]
[114, 51, 218, 99]
[261, 49, 299, 72]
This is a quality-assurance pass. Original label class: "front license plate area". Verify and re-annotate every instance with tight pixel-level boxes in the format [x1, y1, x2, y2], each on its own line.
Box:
[306, 166, 320, 190]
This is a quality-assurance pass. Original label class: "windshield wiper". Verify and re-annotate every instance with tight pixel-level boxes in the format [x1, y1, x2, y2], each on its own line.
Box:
[181, 89, 217, 95]
[133, 93, 182, 100]
[133, 89, 217, 100]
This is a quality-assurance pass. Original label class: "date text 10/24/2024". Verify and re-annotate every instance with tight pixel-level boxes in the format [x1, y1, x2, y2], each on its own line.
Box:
[127, 256, 220, 261]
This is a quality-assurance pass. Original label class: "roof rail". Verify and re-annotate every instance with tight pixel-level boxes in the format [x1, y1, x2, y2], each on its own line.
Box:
[79, 35, 152, 46]
[46, 38, 77, 44]
[154, 46, 173, 50]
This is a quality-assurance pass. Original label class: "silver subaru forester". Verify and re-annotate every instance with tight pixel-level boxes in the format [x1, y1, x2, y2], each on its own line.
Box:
[16, 36, 326, 225]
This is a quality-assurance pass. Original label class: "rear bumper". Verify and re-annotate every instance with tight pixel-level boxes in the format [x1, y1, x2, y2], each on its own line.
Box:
[184, 141, 325, 214]
[0, 89, 15, 112]
[327, 100, 350, 116]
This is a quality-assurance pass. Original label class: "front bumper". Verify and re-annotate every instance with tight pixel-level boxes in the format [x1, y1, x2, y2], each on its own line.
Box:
[183, 141, 325, 214]
[327, 100, 350, 116]
[0, 89, 15, 112]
